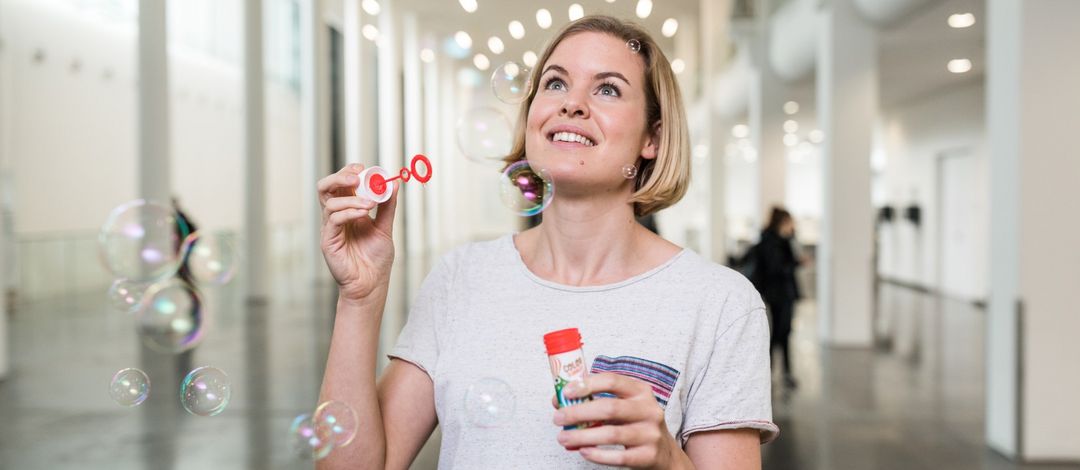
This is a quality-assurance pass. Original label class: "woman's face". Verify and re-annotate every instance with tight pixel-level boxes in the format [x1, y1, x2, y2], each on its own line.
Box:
[524, 32, 657, 196]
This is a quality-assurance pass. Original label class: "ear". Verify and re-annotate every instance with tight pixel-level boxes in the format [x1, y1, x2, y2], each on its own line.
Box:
[640, 121, 661, 160]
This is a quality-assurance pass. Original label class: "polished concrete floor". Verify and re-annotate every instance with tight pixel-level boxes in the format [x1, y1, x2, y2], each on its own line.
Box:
[0, 279, 1077, 469]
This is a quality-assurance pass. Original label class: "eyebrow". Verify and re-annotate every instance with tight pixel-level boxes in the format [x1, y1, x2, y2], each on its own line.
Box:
[542, 64, 632, 86]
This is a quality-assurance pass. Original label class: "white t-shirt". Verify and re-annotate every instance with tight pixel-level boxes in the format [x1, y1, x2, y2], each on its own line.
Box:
[389, 235, 779, 469]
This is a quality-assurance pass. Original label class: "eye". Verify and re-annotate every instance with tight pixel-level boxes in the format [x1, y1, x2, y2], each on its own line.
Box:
[597, 82, 621, 97]
[544, 77, 567, 91]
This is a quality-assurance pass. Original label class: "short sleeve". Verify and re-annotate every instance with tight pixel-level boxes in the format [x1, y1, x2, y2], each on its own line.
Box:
[679, 290, 780, 445]
[387, 255, 454, 378]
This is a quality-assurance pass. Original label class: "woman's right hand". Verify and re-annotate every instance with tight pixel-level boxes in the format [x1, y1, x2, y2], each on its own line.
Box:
[317, 164, 398, 303]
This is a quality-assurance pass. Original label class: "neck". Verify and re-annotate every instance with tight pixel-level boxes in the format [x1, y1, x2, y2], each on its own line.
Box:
[518, 192, 647, 286]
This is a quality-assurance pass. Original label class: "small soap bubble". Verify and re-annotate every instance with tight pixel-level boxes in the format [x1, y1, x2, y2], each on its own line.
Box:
[289, 413, 335, 460]
[180, 232, 238, 285]
[457, 107, 513, 163]
[621, 164, 638, 179]
[463, 377, 516, 428]
[109, 368, 150, 407]
[180, 366, 231, 417]
[499, 160, 555, 216]
[314, 400, 359, 448]
[107, 279, 148, 314]
[98, 200, 184, 282]
[136, 279, 204, 353]
[491, 61, 533, 104]
[626, 39, 641, 53]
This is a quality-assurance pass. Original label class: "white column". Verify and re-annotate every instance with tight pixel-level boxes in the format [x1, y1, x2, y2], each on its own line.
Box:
[815, 0, 875, 346]
[750, 0, 786, 221]
[343, 0, 365, 165]
[701, 0, 732, 264]
[0, 184, 7, 379]
[243, 0, 269, 301]
[986, 0, 1080, 460]
[138, 0, 170, 203]
[300, 0, 330, 285]
[421, 36, 442, 266]
[401, 14, 426, 300]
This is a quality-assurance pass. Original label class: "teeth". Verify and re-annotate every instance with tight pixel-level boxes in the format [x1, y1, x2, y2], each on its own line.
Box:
[551, 131, 594, 146]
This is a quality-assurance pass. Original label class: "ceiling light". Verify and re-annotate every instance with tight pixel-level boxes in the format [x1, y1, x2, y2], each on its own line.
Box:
[808, 129, 824, 144]
[948, 13, 975, 29]
[783, 101, 799, 115]
[473, 53, 490, 71]
[636, 0, 652, 19]
[454, 31, 473, 50]
[536, 8, 552, 29]
[361, 0, 380, 15]
[783, 120, 798, 133]
[783, 134, 799, 147]
[732, 124, 749, 139]
[523, 50, 537, 67]
[420, 48, 435, 63]
[508, 21, 526, 40]
[947, 58, 972, 74]
[569, 4, 584, 21]
[362, 25, 379, 41]
[488, 36, 504, 54]
[670, 58, 685, 74]
[662, 18, 678, 37]
[459, 0, 477, 14]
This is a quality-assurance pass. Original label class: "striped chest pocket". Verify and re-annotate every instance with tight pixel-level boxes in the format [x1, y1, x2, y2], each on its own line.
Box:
[590, 355, 681, 408]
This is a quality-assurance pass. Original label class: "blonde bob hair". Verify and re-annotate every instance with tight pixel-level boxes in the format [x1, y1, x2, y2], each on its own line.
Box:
[502, 15, 691, 217]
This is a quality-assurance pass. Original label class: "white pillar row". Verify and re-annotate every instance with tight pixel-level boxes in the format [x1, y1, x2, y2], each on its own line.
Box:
[421, 35, 442, 268]
[0, 181, 6, 379]
[300, 0, 330, 285]
[986, 0, 1080, 461]
[243, 0, 269, 302]
[138, 0, 170, 203]
[401, 13, 426, 302]
[343, 0, 366, 166]
[815, 0, 875, 346]
[749, 0, 786, 223]
[376, 0, 406, 371]
[700, 0, 732, 264]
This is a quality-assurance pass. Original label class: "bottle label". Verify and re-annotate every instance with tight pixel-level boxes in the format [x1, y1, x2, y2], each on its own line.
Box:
[549, 349, 595, 430]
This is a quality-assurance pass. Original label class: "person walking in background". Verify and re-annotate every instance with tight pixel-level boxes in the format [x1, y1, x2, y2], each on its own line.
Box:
[751, 207, 802, 389]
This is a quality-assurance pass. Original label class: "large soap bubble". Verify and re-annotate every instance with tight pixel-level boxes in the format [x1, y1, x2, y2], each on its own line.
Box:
[456, 107, 513, 163]
[136, 279, 205, 353]
[98, 200, 185, 282]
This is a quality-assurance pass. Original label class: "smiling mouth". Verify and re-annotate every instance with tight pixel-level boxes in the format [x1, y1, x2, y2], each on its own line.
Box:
[548, 131, 596, 147]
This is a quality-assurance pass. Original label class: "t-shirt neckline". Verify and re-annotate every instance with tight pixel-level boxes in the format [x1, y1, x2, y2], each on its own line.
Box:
[505, 234, 687, 293]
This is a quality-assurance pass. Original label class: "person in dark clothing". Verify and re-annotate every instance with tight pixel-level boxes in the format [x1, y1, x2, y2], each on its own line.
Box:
[750, 207, 801, 389]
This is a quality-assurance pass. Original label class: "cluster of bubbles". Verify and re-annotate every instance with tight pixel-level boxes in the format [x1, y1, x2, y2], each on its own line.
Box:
[100, 199, 237, 416]
[289, 400, 360, 460]
[455, 61, 559, 218]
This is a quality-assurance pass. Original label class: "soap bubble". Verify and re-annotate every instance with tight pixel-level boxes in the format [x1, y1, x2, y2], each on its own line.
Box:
[499, 160, 554, 216]
[491, 61, 532, 104]
[314, 400, 359, 448]
[463, 377, 516, 428]
[457, 107, 512, 163]
[98, 200, 184, 282]
[107, 279, 148, 314]
[109, 368, 150, 407]
[290, 413, 335, 460]
[181, 232, 238, 285]
[136, 279, 204, 353]
[626, 39, 641, 52]
[180, 366, 231, 417]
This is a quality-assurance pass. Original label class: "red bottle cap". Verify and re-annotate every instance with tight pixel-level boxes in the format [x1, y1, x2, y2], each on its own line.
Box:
[544, 328, 583, 356]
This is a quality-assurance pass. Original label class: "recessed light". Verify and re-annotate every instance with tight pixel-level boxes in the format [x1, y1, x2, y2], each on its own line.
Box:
[948, 13, 975, 29]
[947, 58, 972, 74]
[662, 18, 679, 38]
[508, 21, 526, 40]
[536, 9, 552, 29]
[459, 0, 477, 14]
[454, 31, 472, 50]
[636, 0, 652, 19]
[569, 4, 584, 21]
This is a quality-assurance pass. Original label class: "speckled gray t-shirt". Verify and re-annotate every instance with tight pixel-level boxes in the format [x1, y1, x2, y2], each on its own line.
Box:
[389, 235, 779, 469]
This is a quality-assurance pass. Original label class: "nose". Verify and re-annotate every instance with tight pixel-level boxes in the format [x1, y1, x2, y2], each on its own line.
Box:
[560, 97, 589, 118]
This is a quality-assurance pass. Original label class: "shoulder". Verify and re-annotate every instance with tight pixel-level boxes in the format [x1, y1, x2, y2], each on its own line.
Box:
[432, 234, 517, 275]
[672, 250, 766, 321]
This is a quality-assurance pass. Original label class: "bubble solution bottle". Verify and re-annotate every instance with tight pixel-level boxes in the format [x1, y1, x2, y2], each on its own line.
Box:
[544, 327, 596, 430]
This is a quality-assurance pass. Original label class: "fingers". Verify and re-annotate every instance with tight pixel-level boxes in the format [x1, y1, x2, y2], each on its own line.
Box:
[552, 395, 559, 410]
[372, 184, 399, 235]
[317, 164, 364, 203]
[557, 423, 661, 449]
[326, 206, 373, 229]
[579, 444, 659, 468]
[564, 373, 654, 401]
[554, 395, 658, 426]
[323, 196, 376, 222]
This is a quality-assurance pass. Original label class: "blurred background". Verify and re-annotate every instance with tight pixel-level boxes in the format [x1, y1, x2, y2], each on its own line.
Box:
[0, 0, 1078, 468]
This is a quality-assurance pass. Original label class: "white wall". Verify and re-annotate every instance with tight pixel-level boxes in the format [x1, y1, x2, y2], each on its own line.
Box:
[876, 80, 987, 301]
[2, 0, 304, 298]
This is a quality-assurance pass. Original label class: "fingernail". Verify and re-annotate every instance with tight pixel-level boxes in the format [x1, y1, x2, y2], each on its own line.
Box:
[553, 411, 565, 425]
[556, 431, 569, 444]
[565, 382, 583, 398]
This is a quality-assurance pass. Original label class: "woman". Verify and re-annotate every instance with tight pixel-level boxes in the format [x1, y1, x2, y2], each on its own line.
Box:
[750, 207, 801, 389]
[316, 16, 777, 469]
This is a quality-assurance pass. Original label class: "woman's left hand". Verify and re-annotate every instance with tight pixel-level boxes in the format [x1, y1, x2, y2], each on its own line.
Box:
[553, 373, 692, 469]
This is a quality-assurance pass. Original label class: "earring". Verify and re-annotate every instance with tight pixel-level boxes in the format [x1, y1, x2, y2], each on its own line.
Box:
[621, 164, 638, 179]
